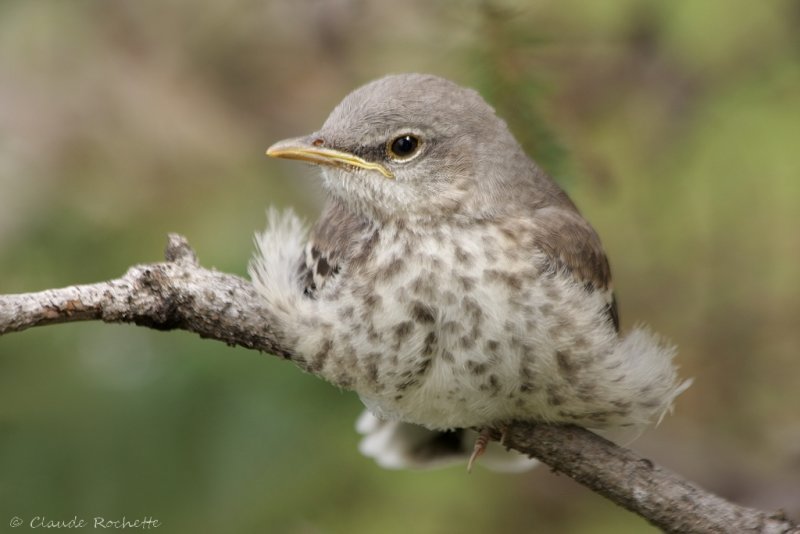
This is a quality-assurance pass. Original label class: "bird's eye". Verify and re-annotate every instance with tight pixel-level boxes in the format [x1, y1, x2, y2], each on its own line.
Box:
[387, 134, 420, 160]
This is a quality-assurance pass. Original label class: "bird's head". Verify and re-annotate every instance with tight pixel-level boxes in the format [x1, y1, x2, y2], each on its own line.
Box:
[267, 74, 559, 223]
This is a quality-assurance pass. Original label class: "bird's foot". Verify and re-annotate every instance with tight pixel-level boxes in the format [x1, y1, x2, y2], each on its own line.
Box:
[498, 424, 510, 448]
[467, 428, 492, 473]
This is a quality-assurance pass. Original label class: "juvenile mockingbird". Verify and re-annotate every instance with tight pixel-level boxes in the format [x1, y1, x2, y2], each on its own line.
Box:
[251, 73, 689, 471]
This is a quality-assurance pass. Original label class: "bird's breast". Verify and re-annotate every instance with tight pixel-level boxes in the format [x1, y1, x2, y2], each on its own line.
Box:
[314, 219, 616, 429]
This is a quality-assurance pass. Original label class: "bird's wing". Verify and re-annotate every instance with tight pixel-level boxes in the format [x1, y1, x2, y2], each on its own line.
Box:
[532, 206, 620, 331]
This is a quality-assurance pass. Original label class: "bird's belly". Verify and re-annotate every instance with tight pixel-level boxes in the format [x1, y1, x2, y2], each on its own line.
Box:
[357, 282, 561, 429]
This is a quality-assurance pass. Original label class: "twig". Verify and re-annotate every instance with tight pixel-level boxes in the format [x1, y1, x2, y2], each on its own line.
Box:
[0, 235, 797, 534]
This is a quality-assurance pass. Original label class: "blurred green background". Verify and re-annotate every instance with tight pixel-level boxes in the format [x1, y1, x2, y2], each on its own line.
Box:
[1, 1, 799, 532]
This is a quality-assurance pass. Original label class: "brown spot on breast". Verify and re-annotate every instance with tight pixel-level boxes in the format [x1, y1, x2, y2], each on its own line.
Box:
[422, 331, 438, 356]
[410, 301, 436, 324]
[442, 321, 462, 335]
[366, 361, 379, 384]
[499, 226, 521, 244]
[638, 398, 662, 409]
[483, 269, 523, 291]
[488, 374, 500, 395]
[336, 374, 354, 388]
[415, 356, 432, 376]
[467, 360, 487, 375]
[454, 245, 472, 264]
[611, 399, 632, 410]
[469, 324, 482, 340]
[310, 339, 333, 373]
[457, 275, 476, 292]
[381, 257, 406, 280]
[316, 257, 331, 277]
[461, 296, 483, 324]
[573, 336, 589, 349]
[411, 273, 436, 297]
[397, 377, 419, 391]
[363, 293, 382, 310]
[364, 352, 382, 384]
[459, 335, 476, 350]
[393, 321, 414, 344]
[367, 324, 383, 343]
[556, 350, 576, 377]
[606, 293, 620, 332]
[585, 411, 611, 425]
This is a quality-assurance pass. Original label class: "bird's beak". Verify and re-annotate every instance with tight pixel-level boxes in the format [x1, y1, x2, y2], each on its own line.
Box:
[266, 136, 394, 179]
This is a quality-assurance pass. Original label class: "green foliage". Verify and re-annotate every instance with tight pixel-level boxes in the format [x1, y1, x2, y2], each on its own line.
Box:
[467, 1, 570, 181]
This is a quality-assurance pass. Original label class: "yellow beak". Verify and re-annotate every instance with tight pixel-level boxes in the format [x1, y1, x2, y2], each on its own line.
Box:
[266, 137, 394, 179]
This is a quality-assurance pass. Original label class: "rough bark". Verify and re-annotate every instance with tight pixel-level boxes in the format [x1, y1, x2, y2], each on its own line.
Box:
[0, 235, 797, 534]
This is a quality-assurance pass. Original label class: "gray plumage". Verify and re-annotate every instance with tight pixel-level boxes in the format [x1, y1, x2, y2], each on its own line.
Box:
[251, 73, 689, 471]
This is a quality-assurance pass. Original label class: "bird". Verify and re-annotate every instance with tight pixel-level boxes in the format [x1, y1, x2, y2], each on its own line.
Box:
[250, 73, 689, 471]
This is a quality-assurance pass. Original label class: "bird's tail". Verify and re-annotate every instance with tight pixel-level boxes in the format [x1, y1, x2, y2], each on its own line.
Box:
[600, 326, 692, 430]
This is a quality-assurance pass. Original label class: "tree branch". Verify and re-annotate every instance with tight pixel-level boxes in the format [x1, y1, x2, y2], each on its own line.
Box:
[492, 424, 797, 533]
[0, 234, 292, 358]
[0, 235, 797, 533]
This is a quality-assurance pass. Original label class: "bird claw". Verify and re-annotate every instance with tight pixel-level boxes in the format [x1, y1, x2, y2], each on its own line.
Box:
[467, 428, 492, 473]
[498, 423, 512, 448]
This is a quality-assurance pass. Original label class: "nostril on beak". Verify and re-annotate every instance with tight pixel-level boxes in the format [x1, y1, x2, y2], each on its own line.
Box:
[312, 138, 324, 147]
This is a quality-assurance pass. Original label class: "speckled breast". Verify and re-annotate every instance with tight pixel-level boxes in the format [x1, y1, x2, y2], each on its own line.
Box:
[327, 220, 616, 430]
